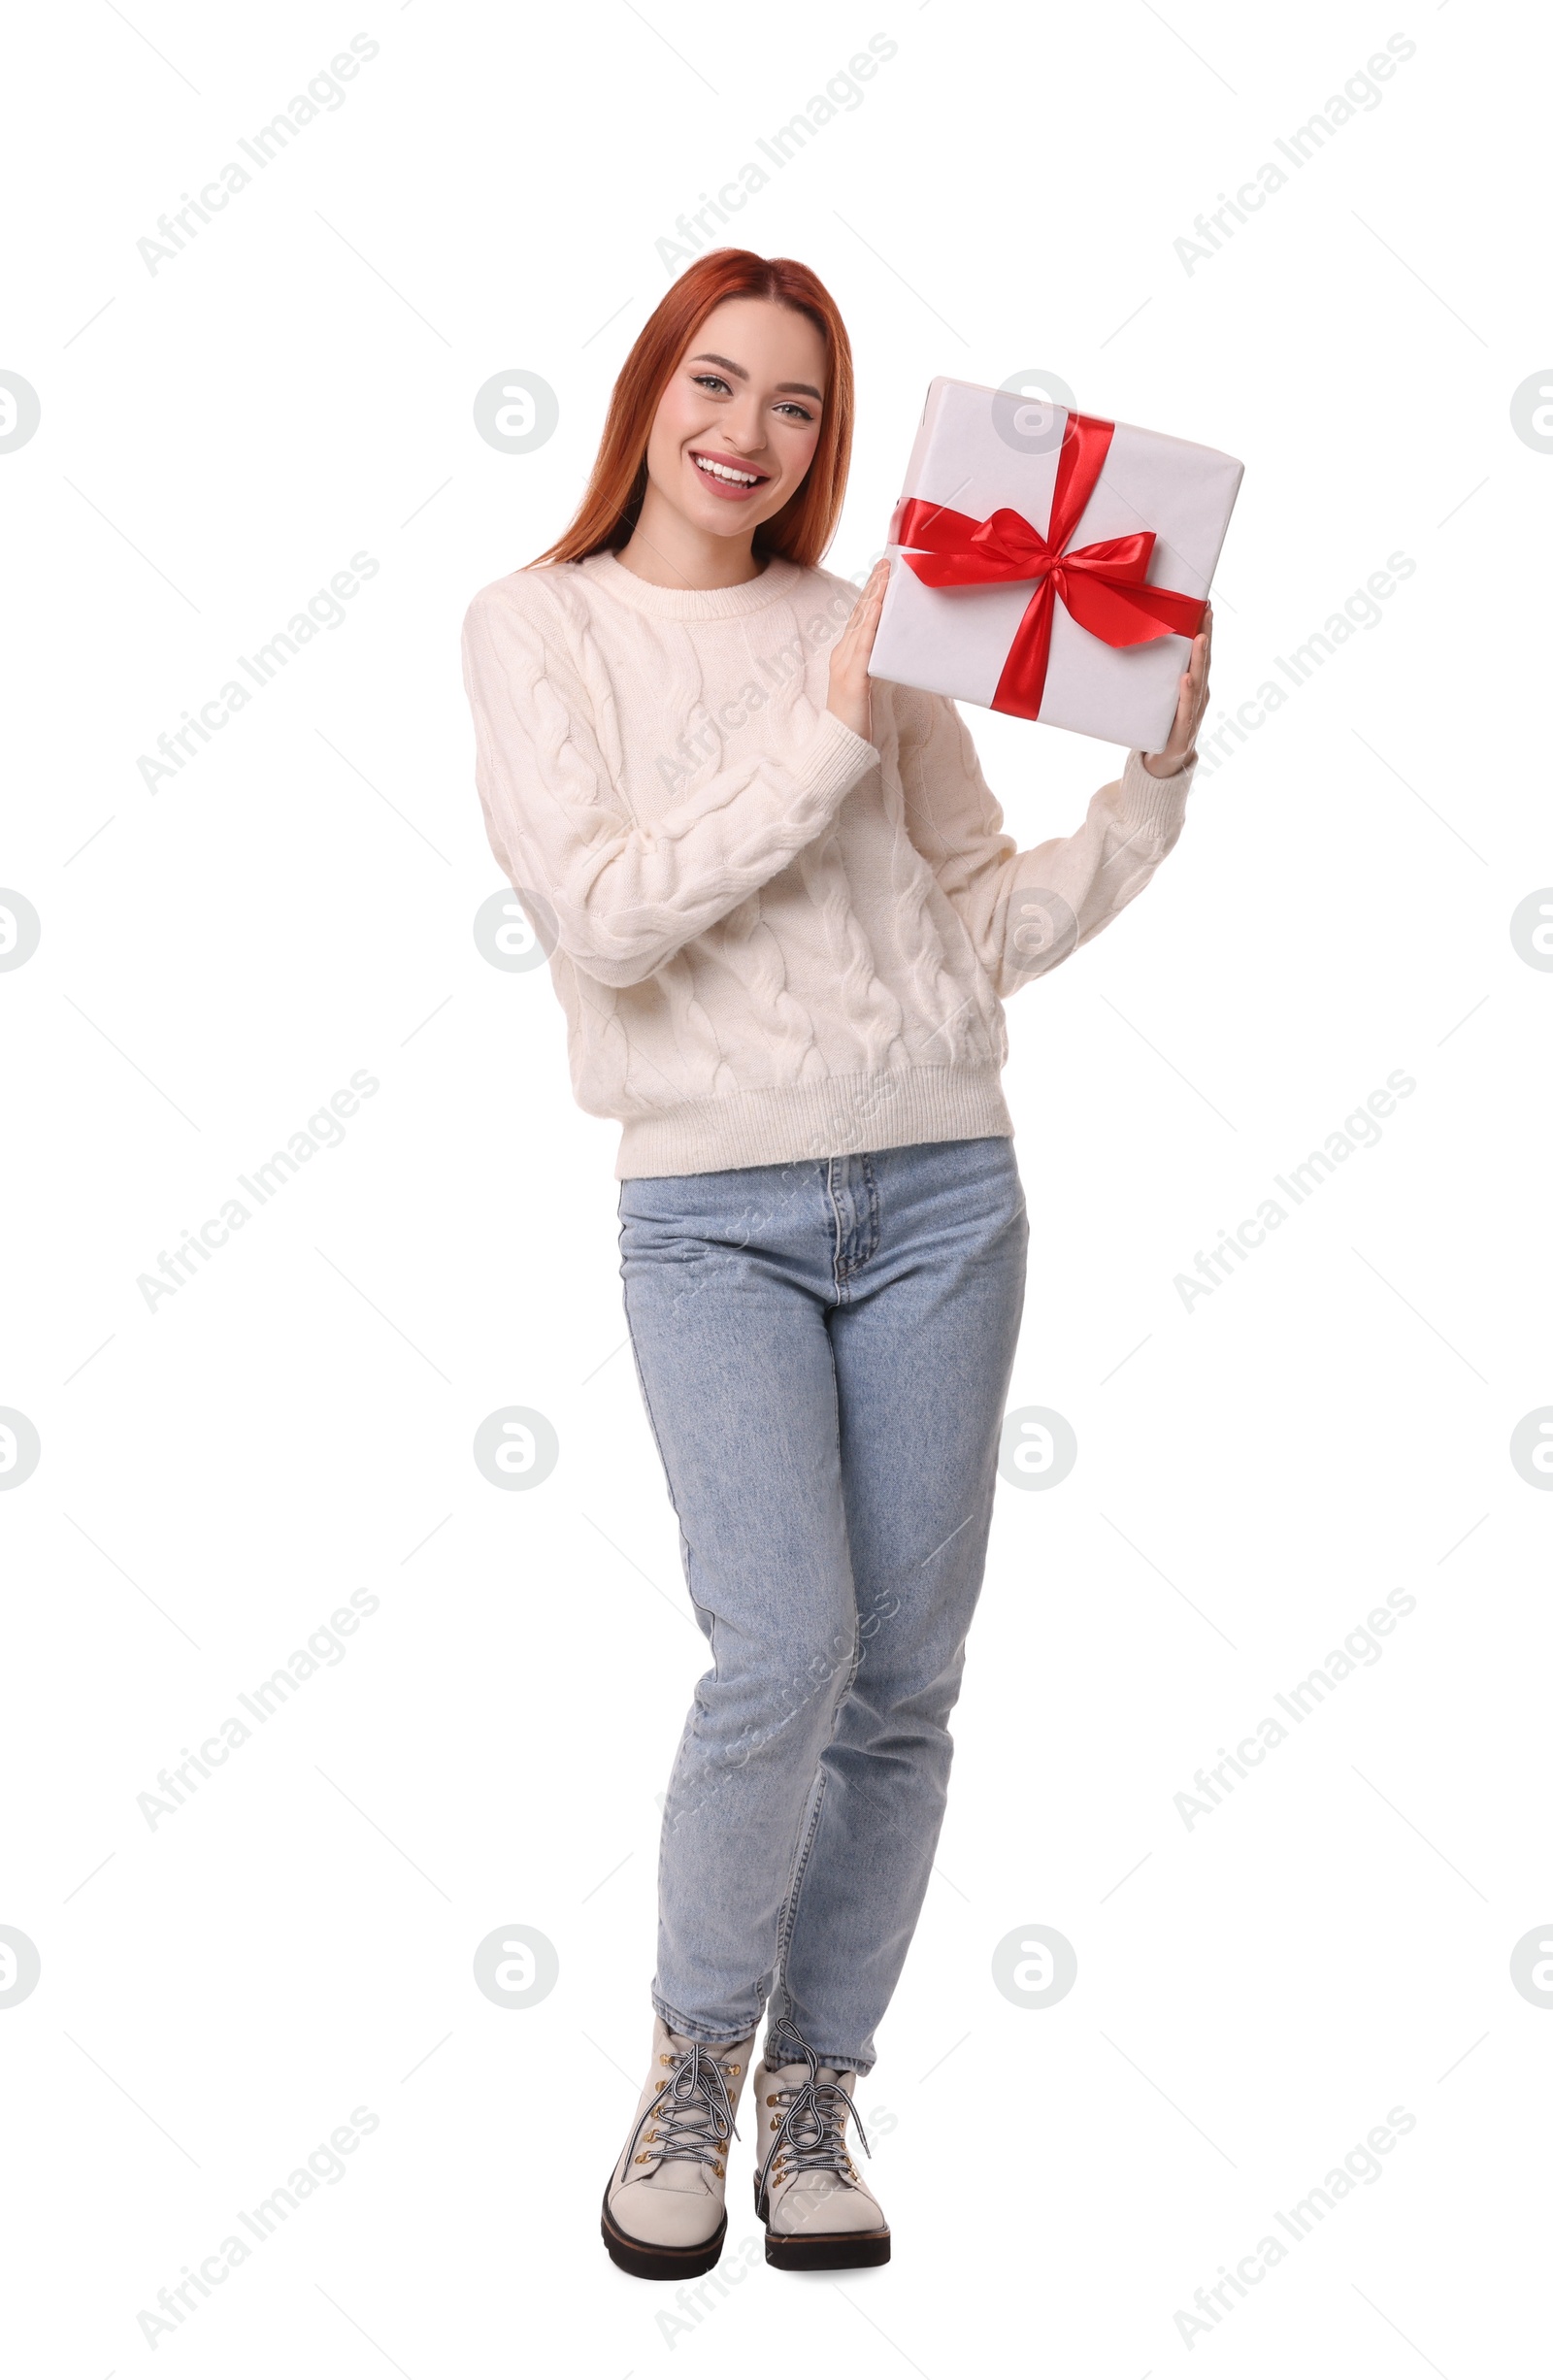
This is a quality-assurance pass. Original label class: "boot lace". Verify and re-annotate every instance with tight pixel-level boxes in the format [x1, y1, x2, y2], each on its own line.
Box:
[631, 2041, 742, 2178]
[757, 2022, 872, 2197]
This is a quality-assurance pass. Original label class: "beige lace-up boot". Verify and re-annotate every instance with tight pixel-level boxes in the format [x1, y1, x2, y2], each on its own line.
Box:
[602, 2014, 755, 2280]
[751, 2030, 890, 2269]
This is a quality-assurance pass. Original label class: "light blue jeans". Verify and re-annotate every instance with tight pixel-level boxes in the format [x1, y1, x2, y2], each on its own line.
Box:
[618, 1135, 1028, 2076]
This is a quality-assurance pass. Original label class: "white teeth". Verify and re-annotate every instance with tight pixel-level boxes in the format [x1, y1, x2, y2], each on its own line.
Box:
[693, 454, 761, 485]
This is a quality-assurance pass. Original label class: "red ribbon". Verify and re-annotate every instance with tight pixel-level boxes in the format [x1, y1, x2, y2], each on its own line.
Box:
[890, 412, 1206, 721]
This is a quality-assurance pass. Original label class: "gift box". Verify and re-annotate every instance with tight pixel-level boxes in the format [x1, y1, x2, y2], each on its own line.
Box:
[869, 378, 1243, 751]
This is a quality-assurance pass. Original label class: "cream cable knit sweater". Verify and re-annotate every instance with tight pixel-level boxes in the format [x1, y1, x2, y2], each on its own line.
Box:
[461, 548, 1196, 1179]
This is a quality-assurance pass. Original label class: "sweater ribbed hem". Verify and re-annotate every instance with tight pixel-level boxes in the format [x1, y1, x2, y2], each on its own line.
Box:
[612, 1066, 1014, 1179]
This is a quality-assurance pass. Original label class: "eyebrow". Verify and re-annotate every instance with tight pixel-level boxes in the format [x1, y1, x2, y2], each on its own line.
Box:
[690, 352, 824, 403]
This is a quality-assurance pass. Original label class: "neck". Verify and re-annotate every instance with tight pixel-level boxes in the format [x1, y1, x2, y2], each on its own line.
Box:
[617, 487, 767, 591]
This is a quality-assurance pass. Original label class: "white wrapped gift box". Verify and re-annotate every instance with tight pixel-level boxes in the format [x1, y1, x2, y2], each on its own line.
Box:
[869, 378, 1243, 750]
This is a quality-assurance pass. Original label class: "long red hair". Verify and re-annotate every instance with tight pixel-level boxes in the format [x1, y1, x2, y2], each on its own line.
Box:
[531, 250, 853, 571]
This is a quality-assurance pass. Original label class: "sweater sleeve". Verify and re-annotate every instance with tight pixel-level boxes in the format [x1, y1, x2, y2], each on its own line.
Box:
[461, 578, 879, 989]
[890, 683, 1196, 999]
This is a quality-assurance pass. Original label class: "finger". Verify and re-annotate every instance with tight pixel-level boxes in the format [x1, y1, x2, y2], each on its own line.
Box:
[850, 579, 888, 642]
[849, 570, 887, 629]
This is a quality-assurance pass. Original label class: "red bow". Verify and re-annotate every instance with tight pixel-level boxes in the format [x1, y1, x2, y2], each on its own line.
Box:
[890, 412, 1206, 721]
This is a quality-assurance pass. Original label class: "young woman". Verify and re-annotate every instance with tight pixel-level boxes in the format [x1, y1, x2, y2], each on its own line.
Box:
[462, 250, 1210, 2282]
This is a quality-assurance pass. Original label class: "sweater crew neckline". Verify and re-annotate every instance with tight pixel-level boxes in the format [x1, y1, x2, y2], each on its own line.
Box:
[577, 547, 806, 620]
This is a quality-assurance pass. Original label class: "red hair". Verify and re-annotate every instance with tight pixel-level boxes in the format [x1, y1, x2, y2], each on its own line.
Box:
[531, 250, 853, 572]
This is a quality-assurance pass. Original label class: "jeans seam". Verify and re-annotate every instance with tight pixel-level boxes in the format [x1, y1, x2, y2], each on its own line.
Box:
[769, 1776, 835, 2039]
[768, 1618, 863, 2053]
[765, 1328, 857, 2048]
[824, 1156, 847, 1303]
[825, 1153, 882, 1299]
[620, 1235, 724, 1991]
[621, 1281, 691, 1599]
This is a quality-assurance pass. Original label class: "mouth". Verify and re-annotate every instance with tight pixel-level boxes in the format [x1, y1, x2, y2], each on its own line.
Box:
[688, 447, 772, 500]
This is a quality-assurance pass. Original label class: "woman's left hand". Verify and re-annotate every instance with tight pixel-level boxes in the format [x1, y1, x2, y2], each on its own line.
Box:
[1141, 606, 1212, 778]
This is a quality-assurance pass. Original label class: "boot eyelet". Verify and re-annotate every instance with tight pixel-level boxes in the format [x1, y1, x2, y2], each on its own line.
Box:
[634, 2152, 650, 2165]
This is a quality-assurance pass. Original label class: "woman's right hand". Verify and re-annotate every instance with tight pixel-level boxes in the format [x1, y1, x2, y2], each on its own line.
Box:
[827, 559, 890, 743]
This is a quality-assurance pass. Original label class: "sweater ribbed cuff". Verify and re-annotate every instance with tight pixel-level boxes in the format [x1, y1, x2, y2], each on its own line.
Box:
[805, 707, 880, 801]
[1119, 746, 1195, 839]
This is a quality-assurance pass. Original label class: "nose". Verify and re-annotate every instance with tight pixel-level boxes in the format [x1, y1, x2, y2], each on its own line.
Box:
[722, 394, 767, 454]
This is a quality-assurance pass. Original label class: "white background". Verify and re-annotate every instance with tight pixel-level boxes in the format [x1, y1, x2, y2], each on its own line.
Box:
[3, 2, 1550, 2372]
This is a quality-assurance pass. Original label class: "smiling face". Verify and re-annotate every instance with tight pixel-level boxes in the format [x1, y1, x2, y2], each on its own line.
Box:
[642, 296, 829, 546]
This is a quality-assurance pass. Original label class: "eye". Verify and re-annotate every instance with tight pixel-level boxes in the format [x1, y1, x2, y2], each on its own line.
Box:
[691, 373, 732, 395]
[775, 401, 815, 422]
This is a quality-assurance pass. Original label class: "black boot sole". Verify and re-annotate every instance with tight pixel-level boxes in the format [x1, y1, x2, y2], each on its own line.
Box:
[754, 2180, 891, 2268]
[601, 2184, 728, 2282]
